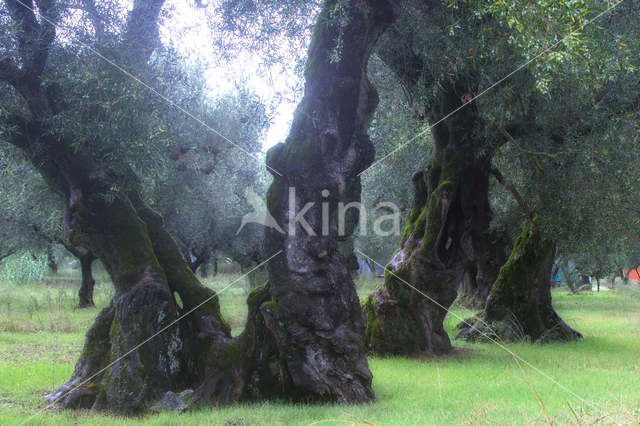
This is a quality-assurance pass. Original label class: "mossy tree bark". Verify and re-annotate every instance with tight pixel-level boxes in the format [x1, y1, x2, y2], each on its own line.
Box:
[1, 0, 231, 413]
[456, 220, 582, 342]
[361, 80, 495, 356]
[261, 0, 401, 402]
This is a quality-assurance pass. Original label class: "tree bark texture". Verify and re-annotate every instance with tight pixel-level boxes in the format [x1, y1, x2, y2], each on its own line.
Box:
[262, 0, 401, 402]
[456, 220, 582, 342]
[361, 80, 495, 356]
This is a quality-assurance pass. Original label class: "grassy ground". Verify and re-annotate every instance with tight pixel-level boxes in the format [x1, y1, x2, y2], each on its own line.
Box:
[1, 271, 639, 425]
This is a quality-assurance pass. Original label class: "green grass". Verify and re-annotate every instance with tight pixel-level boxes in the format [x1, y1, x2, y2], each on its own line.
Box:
[1, 272, 640, 425]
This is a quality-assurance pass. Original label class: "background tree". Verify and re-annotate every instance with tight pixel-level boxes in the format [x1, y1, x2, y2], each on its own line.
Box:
[361, 0, 514, 356]
[456, 0, 640, 342]
[361, 0, 639, 352]
[146, 80, 271, 278]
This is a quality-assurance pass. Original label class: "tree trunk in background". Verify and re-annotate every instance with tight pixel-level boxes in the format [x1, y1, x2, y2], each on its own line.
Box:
[260, 0, 400, 401]
[231, 248, 268, 290]
[457, 231, 508, 309]
[243, 262, 268, 290]
[581, 274, 591, 287]
[47, 245, 58, 274]
[200, 259, 209, 278]
[361, 80, 495, 356]
[66, 246, 97, 308]
[78, 251, 96, 308]
[456, 220, 582, 342]
[188, 247, 210, 276]
[458, 263, 479, 307]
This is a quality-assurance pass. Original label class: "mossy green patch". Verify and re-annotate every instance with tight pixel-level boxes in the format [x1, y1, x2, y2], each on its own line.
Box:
[246, 283, 269, 310]
[114, 198, 166, 292]
[260, 301, 283, 313]
[224, 343, 246, 362]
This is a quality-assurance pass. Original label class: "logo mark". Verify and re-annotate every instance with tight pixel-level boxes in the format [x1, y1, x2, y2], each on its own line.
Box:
[236, 186, 401, 237]
[236, 187, 285, 235]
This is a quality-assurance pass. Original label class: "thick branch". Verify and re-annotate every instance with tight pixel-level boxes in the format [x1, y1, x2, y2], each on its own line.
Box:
[121, 0, 166, 66]
[0, 248, 19, 263]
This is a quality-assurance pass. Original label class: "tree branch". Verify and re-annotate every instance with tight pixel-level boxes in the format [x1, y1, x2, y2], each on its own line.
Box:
[0, 248, 19, 263]
[499, 98, 549, 181]
[121, 0, 167, 67]
[4, 0, 57, 79]
[489, 165, 531, 219]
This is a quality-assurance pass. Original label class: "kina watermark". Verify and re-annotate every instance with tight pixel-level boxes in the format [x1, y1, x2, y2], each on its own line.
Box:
[236, 187, 401, 237]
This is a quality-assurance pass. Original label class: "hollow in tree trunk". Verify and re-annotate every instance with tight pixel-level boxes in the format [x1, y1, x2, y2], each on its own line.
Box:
[456, 219, 582, 342]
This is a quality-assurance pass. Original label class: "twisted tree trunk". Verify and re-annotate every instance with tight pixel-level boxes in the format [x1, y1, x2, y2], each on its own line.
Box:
[1, 0, 230, 413]
[259, 0, 401, 401]
[361, 80, 494, 356]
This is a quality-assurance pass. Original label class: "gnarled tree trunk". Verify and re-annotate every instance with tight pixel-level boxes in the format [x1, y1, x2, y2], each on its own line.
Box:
[2, 0, 230, 414]
[456, 220, 582, 342]
[258, 0, 401, 401]
[362, 80, 495, 356]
